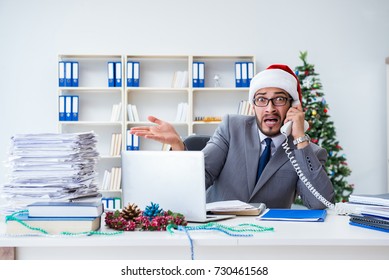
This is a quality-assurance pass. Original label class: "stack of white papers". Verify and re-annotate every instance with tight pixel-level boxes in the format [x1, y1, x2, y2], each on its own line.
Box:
[345, 193, 389, 218]
[0, 131, 100, 214]
[206, 200, 266, 216]
[349, 193, 389, 207]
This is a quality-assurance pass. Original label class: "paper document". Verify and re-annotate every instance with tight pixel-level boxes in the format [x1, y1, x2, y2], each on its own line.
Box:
[0, 131, 100, 215]
[206, 200, 266, 216]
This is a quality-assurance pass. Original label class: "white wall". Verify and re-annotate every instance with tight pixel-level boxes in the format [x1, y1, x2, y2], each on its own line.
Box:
[0, 0, 388, 195]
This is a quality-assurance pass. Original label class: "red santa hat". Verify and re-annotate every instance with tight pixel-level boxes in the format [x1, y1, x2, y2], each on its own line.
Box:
[249, 64, 302, 105]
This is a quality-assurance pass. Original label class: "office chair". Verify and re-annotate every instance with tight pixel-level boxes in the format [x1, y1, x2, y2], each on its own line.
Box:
[183, 135, 211, 151]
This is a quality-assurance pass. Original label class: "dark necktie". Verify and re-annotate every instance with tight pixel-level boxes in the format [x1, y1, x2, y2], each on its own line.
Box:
[257, 138, 272, 181]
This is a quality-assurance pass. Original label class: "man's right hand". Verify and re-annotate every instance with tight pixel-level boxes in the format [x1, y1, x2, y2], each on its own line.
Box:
[129, 116, 185, 151]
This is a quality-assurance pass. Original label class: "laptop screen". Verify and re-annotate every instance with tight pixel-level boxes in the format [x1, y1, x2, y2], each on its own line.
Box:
[121, 151, 207, 221]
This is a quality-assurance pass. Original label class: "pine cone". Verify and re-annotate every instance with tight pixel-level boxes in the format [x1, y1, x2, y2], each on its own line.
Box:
[143, 202, 163, 220]
[121, 203, 141, 221]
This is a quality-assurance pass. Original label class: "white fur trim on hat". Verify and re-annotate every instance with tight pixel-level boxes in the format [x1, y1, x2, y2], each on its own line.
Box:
[249, 68, 299, 104]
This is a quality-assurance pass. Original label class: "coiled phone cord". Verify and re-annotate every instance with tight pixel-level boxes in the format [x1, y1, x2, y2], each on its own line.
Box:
[281, 138, 357, 215]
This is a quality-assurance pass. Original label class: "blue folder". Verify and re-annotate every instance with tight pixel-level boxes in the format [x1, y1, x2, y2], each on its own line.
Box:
[192, 62, 199, 87]
[133, 134, 140, 150]
[241, 62, 248, 87]
[108, 62, 115, 87]
[58, 61, 65, 87]
[349, 213, 389, 233]
[258, 209, 327, 222]
[248, 62, 254, 86]
[126, 130, 133, 150]
[71, 61, 79, 87]
[71, 96, 79, 121]
[127, 61, 133, 86]
[65, 95, 72, 121]
[64, 61, 72, 87]
[198, 62, 205, 87]
[349, 221, 389, 233]
[133, 62, 140, 87]
[115, 62, 122, 87]
[235, 62, 242, 88]
[58, 96, 65, 121]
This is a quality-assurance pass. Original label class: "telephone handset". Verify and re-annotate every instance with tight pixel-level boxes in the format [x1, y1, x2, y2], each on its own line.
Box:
[280, 120, 310, 136]
[280, 100, 310, 136]
[280, 102, 352, 215]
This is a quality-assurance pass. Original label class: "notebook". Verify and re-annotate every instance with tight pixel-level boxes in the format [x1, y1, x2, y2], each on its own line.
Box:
[121, 151, 234, 222]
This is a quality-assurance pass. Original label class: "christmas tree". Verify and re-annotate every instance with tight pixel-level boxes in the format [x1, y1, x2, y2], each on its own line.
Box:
[294, 51, 354, 203]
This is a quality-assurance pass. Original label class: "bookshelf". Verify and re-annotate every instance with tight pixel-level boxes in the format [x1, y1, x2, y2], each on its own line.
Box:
[125, 55, 190, 150]
[57, 54, 124, 201]
[192, 55, 255, 135]
[124, 54, 256, 149]
[58, 54, 255, 192]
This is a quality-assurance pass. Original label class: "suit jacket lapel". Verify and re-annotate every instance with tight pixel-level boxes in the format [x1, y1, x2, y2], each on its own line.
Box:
[244, 117, 261, 195]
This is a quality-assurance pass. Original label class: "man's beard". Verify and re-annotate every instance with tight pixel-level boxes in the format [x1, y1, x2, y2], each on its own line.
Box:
[255, 113, 283, 137]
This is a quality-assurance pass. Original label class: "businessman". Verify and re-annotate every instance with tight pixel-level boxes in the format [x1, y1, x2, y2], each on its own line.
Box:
[130, 64, 335, 209]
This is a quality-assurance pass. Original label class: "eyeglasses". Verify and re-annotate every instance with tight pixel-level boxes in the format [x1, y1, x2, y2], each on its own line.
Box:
[252, 96, 292, 107]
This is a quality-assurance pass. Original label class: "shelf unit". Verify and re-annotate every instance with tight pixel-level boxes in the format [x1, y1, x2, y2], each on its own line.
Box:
[124, 54, 255, 149]
[57, 54, 124, 201]
[192, 55, 255, 135]
[58, 54, 255, 191]
[125, 55, 190, 151]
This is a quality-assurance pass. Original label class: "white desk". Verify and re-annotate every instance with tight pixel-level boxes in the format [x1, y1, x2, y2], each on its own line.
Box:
[1, 212, 389, 260]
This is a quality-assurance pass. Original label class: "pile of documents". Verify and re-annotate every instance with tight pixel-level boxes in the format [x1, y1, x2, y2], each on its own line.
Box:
[346, 193, 389, 233]
[206, 200, 266, 216]
[0, 131, 100, 214]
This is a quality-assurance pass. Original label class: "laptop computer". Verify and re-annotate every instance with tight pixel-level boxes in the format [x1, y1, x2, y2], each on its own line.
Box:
[121, 150, 234, 222]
